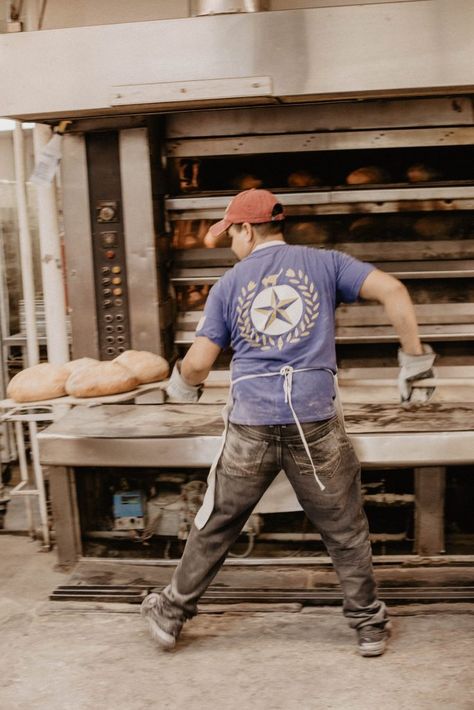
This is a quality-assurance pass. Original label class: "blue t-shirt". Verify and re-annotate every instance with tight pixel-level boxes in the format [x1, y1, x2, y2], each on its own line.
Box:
[196, 242, 374, 424]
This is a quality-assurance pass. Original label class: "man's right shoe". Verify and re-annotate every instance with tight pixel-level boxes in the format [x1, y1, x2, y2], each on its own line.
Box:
[357, 621, 392, 657]
[140, 592, 181, 650]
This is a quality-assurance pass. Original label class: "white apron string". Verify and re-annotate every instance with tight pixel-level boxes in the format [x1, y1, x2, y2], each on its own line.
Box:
[194, 365, 339, 530]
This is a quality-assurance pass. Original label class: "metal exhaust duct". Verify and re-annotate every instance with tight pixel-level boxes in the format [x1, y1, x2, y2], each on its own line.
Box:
[192, 0, 268, 16]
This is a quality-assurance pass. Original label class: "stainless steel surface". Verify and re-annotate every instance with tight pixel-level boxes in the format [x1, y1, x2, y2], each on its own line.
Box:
[167, 127, 474, 157]
[61, 134, 100, 359]
[38, 403, 474, 468]
[166, 98, 474, 138]
[192, 0, 268, 16]
[175, 325, 474, 346]
[171, 261, 474, 284]
[171, 267, 228, 284]
[2, 2, 474, 119]
[169, 201, 474, 219]
[111, 76, 273, 107]
[119, 128, 162, 354]
[40, 436, 220, 468]
[166, 186, 474, 213]
[38, 429, 474, 468]
[373, 261, 474, 280]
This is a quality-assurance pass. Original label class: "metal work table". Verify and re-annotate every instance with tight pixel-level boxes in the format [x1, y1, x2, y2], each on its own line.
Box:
[38, 401, 474, 468]
[37, 401, 474, 568]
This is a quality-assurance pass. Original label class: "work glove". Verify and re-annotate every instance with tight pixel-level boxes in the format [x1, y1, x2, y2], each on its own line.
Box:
[166, 360, 201, 403]
[398, 344, 436, 406]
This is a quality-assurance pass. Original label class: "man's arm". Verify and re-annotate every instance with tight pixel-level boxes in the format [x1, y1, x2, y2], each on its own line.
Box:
[166, 336, 222, 402]
[181, 336, 222, 385]
[359, 269, 436, 403]
[359, 269, 423, 355]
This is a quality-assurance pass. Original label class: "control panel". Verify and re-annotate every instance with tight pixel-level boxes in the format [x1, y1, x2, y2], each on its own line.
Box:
[86, 133, 131, 359]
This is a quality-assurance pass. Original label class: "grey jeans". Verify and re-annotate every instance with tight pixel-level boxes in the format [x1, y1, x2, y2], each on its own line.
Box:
[160, 416, 388, 631]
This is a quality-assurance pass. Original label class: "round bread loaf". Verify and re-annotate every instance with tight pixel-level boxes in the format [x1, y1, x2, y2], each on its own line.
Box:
[185, 289, 206, 309]
[65, 362, 139, 398]
[346, 166, 390, 185]
[181, 235, 199, 249]
[7, 363, 69, 403]
[286, 221, 330, 245]
[287, 171, 321, 188]
[63, 357, 100, 374]
[413, 215, 459, 239]
[232, 174, 263, 190]
[406, 163, 441, 183]
[114, 350, 169, 384]
[349, 216, 379, 239]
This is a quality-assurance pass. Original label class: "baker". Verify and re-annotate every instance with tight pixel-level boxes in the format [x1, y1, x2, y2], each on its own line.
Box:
[141, 189, 436, 656]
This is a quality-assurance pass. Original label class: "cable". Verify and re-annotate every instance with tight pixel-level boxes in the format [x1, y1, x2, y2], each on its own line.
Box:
[228, 533, 255, 559]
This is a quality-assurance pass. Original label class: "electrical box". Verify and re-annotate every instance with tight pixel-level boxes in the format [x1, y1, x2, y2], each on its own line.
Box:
[113, 491, 146, 530]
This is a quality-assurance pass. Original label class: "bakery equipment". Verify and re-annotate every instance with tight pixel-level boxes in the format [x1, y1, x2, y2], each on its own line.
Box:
[2, 4, 473, 564]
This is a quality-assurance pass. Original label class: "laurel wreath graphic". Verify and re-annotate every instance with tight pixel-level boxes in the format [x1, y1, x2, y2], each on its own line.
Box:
[236, 269, 320, 351]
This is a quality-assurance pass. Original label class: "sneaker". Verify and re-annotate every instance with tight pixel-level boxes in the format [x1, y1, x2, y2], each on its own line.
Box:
[357, 621, 392, 657]
[140, 592, 182, 650]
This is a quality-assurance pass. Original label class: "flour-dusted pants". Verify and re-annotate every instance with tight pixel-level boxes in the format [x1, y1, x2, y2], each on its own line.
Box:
[159, 416, 388, 631]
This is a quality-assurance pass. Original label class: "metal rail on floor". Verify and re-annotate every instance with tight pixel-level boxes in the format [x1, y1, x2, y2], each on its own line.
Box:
[50, 584, 474, 605]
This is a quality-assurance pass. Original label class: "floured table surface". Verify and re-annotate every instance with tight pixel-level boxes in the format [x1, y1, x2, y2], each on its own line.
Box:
[38, 401, 474, 439]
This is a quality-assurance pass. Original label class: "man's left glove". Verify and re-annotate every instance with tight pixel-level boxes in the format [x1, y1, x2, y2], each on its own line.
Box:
[166, 361, 201, 403]
[398, 344, 436, 405]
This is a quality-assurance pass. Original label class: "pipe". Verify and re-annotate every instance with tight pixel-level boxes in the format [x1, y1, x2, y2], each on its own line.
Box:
[13, 121, 39, 367]
[32, 124, 69, 365]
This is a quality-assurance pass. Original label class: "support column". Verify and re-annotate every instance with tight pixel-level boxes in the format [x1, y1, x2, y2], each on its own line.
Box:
[414, 466, 446, 556]
[49, 466, 82, 568]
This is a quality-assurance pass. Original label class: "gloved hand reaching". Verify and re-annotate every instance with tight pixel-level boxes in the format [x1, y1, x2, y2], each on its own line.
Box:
[398, 344, 436, 405]
[166, 360, 201, 403]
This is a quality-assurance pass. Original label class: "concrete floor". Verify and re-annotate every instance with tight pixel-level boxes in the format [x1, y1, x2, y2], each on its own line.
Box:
[0, 536, 473, 710]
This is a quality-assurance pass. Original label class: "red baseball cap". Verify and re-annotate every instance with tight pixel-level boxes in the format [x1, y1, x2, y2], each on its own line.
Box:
[206, 189, 285, 240]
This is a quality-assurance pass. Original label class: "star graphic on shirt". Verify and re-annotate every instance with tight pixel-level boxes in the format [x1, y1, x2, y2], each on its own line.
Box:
[254, 288, 299, 330]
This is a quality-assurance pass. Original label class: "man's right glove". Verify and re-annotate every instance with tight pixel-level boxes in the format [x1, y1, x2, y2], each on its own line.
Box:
[166, 361, 201, 403]
[398, 344, 436, 405]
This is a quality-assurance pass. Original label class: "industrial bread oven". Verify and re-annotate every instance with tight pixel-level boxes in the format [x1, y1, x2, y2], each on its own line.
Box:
[36, 95, 474, 566]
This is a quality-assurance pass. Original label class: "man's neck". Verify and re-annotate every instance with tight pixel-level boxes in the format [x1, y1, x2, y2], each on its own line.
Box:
[251, 236, 285, 253]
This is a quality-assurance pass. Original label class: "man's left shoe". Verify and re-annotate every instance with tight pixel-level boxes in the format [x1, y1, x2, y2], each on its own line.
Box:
[357, 621, 392, 657]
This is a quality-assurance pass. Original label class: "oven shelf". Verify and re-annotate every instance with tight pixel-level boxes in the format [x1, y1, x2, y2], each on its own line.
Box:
[171, 259, 474, 285]
[175, 325, 474, 347]
[166, 185, 474, 218]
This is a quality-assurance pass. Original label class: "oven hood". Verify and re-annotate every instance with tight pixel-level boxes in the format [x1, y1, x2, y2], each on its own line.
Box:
[1, 1, 474, 121]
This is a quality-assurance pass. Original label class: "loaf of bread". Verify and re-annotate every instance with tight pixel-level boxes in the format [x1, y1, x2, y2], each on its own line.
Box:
[349, 216, 379, 239]
[183, 288, 207, 310]
[65, 362, 139, 398]
[413, 215, 459, 239]
[287, 171, 322, 188]
[7, 363, 69, 403]
[114, 350, 169, 384]
[172, 221, 199, 250]
[286, 221, 330, 245]
[63, 357, 100, 374]
[346, 166, 390, 185]
[232, 174, 263, 190]
[406, 163, 441, 183]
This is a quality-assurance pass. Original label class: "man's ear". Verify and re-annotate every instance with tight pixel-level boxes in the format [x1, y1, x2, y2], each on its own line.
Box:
[241, 222, 254, 242]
